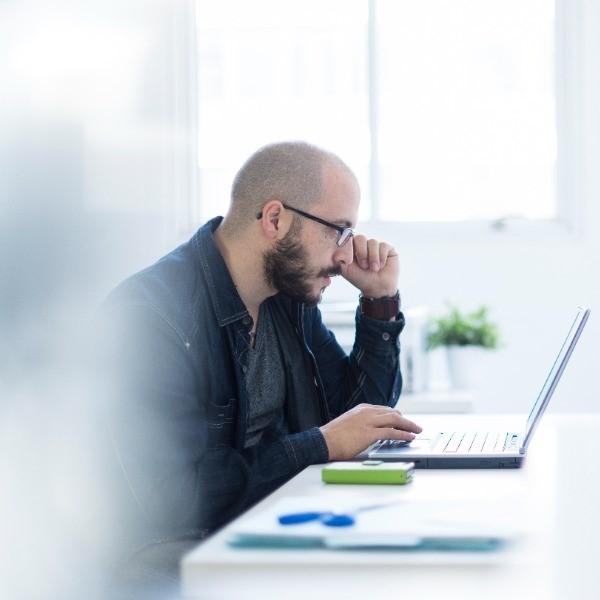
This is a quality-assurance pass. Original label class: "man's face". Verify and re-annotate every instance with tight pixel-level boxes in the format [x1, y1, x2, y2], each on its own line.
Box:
[263, 164, 359, 306]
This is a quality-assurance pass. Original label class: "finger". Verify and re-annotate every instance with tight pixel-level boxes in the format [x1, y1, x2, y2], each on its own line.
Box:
[364, 404, 401, 416]
[372, 406, 398, 418]
[365, 404, 397, 415]
[378, 242, 397, 269]
[367, 239, 380, 271]
[375, 427, 417, 442]
[352, 235, 369, 269]
[354, 403, 395, 416]
[373, 412, 423, 434]
[397, 416, 423, 434]
[377, 242, 390, 269]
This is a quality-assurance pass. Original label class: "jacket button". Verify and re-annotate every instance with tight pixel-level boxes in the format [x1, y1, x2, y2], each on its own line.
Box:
[242, 365, 248, 373]
[382, 332, 390, 341]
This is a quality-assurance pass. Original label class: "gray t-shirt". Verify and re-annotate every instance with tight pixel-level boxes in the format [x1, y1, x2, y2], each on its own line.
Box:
[243, 302, 286, 448]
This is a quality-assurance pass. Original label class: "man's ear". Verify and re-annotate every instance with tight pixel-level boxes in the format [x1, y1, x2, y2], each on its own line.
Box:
[257, 200, 290, 241]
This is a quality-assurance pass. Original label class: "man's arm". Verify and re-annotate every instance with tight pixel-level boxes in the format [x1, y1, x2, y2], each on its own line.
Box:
[311, 234, 422, 460]
[310, 231, 404, 415]
[307, 303, 404, 416]
[308, 304, 420, 460]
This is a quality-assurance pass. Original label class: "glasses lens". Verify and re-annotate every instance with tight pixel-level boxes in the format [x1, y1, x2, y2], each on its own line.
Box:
[337, 229, 353, 247]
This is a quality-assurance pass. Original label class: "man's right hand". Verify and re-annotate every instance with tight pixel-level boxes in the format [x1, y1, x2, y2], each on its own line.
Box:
[319, 404, 422, 461]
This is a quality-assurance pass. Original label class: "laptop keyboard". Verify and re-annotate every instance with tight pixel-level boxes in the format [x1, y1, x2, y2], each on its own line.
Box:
[433, 432, 520, 453]
[372, 432, 520, 455]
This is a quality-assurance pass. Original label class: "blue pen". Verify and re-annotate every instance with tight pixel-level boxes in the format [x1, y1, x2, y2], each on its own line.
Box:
[278, 500, 402, 528]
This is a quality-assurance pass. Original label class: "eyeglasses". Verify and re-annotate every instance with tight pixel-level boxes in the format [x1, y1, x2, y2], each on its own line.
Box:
[256, 203, 354, 247]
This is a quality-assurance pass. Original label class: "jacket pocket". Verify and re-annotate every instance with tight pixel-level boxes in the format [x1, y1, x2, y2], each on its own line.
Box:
[205, 397, 235, 448]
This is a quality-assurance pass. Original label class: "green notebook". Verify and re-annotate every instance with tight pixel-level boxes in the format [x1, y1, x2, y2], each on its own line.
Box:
[322, 460, 414, 485]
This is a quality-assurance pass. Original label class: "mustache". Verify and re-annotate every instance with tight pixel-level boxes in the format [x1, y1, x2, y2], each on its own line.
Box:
[317, 266, 342, 278]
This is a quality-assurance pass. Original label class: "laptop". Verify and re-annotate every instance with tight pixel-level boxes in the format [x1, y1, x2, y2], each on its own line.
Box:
[361, 307, 590, 469]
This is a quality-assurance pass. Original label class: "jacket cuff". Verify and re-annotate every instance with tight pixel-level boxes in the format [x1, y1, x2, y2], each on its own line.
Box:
[283, 427, 330, 469]
[354, 307, 405, 355]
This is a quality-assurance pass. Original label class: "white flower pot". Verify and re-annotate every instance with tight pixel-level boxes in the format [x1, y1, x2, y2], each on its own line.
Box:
[446, 346, 493, 391]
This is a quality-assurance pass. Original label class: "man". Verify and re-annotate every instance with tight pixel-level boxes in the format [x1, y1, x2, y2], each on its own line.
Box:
[103, 141, 421, 574]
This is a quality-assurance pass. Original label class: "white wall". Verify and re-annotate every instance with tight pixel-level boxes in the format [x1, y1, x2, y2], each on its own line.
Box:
[326, 0, 600, 414]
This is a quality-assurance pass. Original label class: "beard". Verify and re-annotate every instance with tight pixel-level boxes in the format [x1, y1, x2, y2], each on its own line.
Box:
[263, 222, 341, 307]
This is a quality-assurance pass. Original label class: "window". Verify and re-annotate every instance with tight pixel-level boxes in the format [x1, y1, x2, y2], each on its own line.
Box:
[195, 0, 559, 227]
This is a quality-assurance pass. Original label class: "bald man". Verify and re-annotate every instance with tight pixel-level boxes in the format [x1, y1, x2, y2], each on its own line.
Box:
[103, 141, 421, 575]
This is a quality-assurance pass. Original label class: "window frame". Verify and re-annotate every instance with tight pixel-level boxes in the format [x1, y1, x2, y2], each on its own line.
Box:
[190, 0, 584, 243]
[362, 0, 584, 242]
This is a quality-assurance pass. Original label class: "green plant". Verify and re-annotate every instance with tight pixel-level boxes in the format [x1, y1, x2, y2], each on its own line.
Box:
[426, 305, 500, 350]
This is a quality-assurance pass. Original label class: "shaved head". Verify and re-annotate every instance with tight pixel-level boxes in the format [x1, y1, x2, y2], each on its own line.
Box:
[222, 141, 355, 234]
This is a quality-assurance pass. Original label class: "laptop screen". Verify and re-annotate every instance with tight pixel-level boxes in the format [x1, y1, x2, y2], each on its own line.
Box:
[522, 307, 590, 449]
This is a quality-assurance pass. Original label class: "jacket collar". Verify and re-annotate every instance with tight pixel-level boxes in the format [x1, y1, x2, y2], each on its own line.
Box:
[192, 216, 250, 327]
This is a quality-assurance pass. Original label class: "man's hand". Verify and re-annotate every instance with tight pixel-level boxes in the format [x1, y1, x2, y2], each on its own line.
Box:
[319, 404, 423, 461]
[340, 234, 399, 298]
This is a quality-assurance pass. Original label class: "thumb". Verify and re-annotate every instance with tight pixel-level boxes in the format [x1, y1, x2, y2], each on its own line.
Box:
[340, 261, 358, 281]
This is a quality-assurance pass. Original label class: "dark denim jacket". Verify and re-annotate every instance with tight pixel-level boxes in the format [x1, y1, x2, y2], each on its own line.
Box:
[103, 217, 404, 549]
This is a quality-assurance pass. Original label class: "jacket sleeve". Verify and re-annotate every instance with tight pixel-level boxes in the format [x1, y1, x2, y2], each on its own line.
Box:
[307, 305, 405, 420]
[99, 300, 329, 552]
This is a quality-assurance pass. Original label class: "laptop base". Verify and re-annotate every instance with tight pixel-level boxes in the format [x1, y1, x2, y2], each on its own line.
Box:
[384, 456, 524, 469]
[353, 447, 524, 468]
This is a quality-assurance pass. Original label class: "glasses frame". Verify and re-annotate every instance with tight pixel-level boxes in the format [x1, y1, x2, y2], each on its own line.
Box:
[256, 203, 354, 247]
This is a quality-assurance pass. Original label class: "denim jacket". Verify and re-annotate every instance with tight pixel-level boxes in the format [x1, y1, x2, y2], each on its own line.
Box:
[103, 217, 404, 549]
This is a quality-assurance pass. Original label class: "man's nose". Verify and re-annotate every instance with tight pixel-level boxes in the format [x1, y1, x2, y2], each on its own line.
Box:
[334, 237, 354, 267]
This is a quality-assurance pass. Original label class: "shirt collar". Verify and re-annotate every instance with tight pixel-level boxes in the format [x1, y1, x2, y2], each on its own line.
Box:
[192, 216, 250, 327]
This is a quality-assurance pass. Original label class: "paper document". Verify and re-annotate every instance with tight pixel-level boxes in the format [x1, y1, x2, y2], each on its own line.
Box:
[228, 496, 523, 551]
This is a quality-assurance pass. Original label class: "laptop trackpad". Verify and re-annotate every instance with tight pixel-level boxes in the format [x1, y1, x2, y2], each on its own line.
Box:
[369, 439, 422, 457]
[396, 438, 432, 450]
[411, 438, 434, 449]
[372, 437, 432, 455]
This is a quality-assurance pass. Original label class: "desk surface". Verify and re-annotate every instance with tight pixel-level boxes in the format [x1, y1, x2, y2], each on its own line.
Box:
[181, 414, 600, 600]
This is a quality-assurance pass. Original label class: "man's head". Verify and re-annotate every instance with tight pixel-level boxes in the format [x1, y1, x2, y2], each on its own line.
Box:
[222, 141, 360, 306]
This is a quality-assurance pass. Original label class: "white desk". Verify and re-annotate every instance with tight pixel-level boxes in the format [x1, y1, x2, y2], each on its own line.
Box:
[181, 414, 600, 600]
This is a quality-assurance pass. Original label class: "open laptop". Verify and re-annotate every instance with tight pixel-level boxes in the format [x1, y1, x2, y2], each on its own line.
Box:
[362, 307, 590, 469]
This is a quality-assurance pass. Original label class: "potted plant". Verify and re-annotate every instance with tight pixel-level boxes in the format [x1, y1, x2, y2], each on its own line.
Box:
[426, 305, 500, 390]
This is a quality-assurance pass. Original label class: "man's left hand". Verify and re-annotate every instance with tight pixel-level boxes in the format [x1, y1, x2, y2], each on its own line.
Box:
[340, 234, 399, 298]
